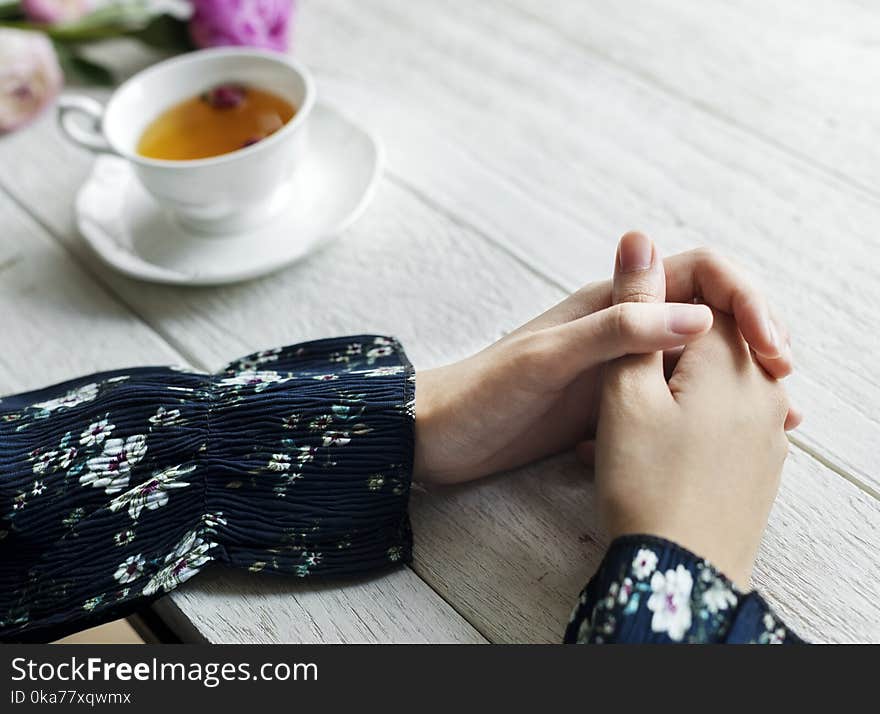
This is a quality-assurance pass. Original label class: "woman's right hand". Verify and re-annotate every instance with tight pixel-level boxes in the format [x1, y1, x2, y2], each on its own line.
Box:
[593, 239, 793, 589]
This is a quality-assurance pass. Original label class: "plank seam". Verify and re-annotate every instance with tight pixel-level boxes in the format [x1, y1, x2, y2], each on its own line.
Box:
[789, 434, 880, 502]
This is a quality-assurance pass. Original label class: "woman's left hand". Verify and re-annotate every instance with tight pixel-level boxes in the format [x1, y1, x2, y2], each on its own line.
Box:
[413, 232, 799, 484]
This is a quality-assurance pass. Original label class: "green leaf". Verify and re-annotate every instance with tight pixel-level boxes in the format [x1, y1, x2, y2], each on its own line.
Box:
[55, 45, 115, 87]
[0, 1, 22, 21]
[130, 13, 192, 51]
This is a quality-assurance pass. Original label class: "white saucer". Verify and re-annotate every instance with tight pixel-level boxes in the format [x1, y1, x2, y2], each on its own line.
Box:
[76, 103, 383, 285]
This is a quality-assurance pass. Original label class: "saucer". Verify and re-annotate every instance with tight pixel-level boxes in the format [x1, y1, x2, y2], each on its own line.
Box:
[75, 103, 383, 285]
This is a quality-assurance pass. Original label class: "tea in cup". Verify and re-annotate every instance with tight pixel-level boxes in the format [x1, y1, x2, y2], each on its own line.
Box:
[58, 48, 315, 234]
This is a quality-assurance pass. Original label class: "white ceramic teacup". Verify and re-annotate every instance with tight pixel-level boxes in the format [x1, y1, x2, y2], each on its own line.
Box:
[58, 48, 315, 234]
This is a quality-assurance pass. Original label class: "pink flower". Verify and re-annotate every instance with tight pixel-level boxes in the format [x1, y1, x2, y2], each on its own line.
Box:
[0, 29, 63, 134]
[189, 0, 295, 52]
[22, 0, 90, 24]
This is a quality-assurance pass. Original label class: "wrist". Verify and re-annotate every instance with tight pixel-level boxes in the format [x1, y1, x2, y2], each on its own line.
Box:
[412, 367, 447, 483]
[607, 521, 754, 590]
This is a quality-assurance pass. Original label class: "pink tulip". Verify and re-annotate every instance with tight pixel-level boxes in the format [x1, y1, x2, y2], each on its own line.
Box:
[22, 0, 91, 24]
[189, 0, 295, 52]
[0, 29, 64, 134]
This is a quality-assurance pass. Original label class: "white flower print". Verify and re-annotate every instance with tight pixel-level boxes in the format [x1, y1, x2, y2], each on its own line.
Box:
[108, 464, 195, 520]
[148, 406, 181, 427]
[114, 554, 145, 584]
[647, 565, 694, 641]
[273, 470, 303, 497]
[114, 529, 135, 546]
[142, 530, 217, 596]
[309, 415, 333, 431]
[83, 596, 103, 612]
[34, 382, 99, 412]
[618, 577, 634, 605]
[31, 481, 45, 496]
[200, 512, 227, 530]
[81, 434, 147, 494]
[13, 493, 26, 511]
[295, 550, 323, 576]
[218, 370, 287, 391]
[311, 374, 339, 381]
[359, 365, 406, 378]
[322, 430, 351, 447]
[766, 629, 786, 645]
[56, 446, 77, 470]
[236, 348, 281, 371]
[702, 580, 737, 614]
[365, 345, 393, 362]
[632, 548, 658, 580]
[267, 453, 291, 472]
[297, 445, 318, 463]
[31, 450, 58, 475]
[80, 418, 115, 447]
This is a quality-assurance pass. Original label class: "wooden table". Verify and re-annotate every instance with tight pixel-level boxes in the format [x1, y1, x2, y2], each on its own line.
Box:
[1, 0, 878, 644]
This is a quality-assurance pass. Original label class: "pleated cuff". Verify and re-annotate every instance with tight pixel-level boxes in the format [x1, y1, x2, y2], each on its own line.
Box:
[206, 335, 416, 578]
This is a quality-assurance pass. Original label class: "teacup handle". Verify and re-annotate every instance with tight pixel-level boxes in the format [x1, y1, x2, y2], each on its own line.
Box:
[57, 94, 115, 153]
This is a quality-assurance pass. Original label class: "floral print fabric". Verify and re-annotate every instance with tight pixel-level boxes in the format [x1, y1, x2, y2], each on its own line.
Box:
[564, 535, 803, 644]
[0, 336, 414, 642]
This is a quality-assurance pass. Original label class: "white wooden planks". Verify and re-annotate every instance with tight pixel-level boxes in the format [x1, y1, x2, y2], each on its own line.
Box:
[503, 0, 880, 194]
[161, 567, 486, 644]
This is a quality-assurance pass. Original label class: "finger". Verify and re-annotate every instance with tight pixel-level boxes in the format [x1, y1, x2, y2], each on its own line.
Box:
[754, 307, 793, 379]
[663, 248, 786, 361]
[668, 310, 751, 400]
[784, 406, 803, 431]
[545, 301, 714, 383]
[609, 231, 668, 391]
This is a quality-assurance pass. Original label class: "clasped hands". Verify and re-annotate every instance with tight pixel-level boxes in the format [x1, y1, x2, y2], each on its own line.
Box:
[414, 232, 799, 588]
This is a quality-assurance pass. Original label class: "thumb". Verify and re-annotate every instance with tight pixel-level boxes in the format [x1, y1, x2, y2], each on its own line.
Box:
[605, 231, 669, 396]
[613, 230, 666, 305]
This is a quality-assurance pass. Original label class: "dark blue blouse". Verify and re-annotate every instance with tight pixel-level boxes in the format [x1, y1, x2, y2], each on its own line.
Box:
[0, 337, 802, 643]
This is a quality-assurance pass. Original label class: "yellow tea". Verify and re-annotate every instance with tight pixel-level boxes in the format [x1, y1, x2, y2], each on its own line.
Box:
[137, 84, 296, 161]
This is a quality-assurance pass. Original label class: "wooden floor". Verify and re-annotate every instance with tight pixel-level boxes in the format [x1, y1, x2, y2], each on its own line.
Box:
[2, 0, 878, 643]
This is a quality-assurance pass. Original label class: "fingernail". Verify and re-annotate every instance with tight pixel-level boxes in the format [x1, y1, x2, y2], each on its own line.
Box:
[667, 304, 711, 334]
[618, 232, 654, 273]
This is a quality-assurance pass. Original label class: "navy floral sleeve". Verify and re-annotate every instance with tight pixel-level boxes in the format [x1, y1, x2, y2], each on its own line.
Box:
[564, 535, 804, 644]
[0, 336, 414, 642]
